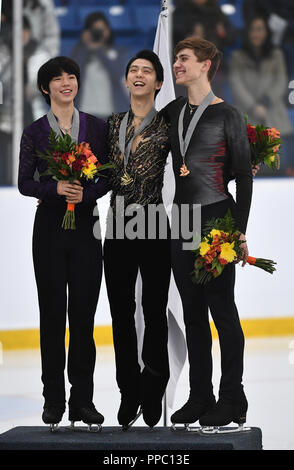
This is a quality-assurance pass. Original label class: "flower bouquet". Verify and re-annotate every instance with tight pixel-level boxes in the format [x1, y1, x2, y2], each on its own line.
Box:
[193, 210, 276, 284]
[38, 129, 113, 229]
[245, 115, 282, 170]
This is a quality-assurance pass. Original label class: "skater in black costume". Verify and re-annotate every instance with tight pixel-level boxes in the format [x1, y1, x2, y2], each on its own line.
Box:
[163, 37, 253, 432]
[103, 50, 171, 429]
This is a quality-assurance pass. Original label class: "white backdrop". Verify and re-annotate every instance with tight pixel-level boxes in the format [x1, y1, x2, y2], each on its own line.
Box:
[0, 177, 293, 330]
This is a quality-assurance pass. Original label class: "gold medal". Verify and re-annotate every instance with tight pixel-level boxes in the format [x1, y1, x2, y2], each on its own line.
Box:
[180, 163, 190, 177]
[121, 171, 133, 186]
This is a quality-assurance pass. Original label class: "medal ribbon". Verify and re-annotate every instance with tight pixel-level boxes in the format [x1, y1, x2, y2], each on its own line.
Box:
[178, 90, 215, 158]
[47, 107, 80, 143]
[119, 107, 157, 170]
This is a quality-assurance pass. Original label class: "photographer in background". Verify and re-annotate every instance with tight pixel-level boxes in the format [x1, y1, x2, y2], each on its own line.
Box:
[71, 12, 129, 120]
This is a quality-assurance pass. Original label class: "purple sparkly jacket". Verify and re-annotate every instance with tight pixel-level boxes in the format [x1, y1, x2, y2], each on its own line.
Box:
[18, 111, 110, 207]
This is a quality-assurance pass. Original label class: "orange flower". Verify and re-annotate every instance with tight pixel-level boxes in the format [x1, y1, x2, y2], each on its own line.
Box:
[271, 127, 280, 139]
[88, 154, 98, 164]
[205, 254, 213, 263]
[67, 154, 76, 165]
[212, 235, 220, 245]
[78, 142, 93, 158]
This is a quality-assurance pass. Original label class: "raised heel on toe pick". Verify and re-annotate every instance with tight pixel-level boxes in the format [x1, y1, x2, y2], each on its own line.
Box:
[122, 407, 143, 431]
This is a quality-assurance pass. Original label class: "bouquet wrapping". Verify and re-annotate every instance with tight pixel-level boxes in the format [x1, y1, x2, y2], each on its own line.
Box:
[38, 129, 113, 229]
[193, 210, 276, 284]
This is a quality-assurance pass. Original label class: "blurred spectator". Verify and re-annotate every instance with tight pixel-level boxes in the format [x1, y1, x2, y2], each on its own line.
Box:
[0, 15, 50, 185]
[2, 0, 60, 56]
[242, 0, 268, 25]
[172, 0, 237, 97]
[23, 0, 60, 56]
[71, 12, 129, 120]
[0, 9, 12, 185]
[0, 13, 51, 185]
[243, 0, 294, 81]
[172, 0, 236, 50]
[23, 15, 51, 125]
[0, 0, 59, 185]
[229, 16, 294, 176]
[243, 0, 294, 45]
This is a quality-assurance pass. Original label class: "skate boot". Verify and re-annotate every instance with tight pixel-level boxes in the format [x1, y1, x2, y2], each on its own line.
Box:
[170, 396, 216, 432]
[42, 403, 65, 432]
[118, 394, 142, 431]
[68, 403, 104, 432]
[199, 395, 250, 434]
[140, 367, 169, 428]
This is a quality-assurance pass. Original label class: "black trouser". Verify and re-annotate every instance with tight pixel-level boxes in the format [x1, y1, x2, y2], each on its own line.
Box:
[171, 198, 245, 403]
[103, 215, 171, 398]
[32, 202, 102, 407]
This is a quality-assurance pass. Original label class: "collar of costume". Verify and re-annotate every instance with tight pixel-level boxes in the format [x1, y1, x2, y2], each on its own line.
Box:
[46, 107, 80, 143]
[119, 107, 157, 168]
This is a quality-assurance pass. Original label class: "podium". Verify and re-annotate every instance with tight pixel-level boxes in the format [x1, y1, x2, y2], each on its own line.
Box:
[0, 426, 262, 456]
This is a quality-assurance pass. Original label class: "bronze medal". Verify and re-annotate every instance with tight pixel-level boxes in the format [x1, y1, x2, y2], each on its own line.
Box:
[179, 163, 190, 177]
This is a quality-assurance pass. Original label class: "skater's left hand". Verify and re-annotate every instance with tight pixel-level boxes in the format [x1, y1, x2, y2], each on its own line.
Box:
[252, 164, 260, 177]
[65, 180, 83, 204]
[235, 233, 248, 267]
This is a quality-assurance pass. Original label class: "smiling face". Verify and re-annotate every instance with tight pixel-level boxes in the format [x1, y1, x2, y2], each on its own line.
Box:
[42, 71, 78, 106]
[173, 48, 211, 86]
[125, 58, 162, 99]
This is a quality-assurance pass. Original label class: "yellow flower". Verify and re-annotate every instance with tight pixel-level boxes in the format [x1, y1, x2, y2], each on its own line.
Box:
[209, 229, 222, 238]
[82, 162, 97, 179]
[219, 242, 236, 263]
[200, 241, 211, 256]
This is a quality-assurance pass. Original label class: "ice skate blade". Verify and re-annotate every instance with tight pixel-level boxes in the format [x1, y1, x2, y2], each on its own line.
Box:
[66, 421, 102, 433]
[122, 408, 143, 432]
[171, 423, 200, 433]
[49, 423, 59, 432]
[200, 424, 251, 435]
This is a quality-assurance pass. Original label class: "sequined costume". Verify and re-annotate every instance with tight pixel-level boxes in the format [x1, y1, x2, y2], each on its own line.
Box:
[107, 109, 171, 210]
[103, 109, 171, 424]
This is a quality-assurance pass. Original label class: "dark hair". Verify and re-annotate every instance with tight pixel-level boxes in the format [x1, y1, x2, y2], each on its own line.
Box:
[242, 16, 274, 61]
[37, 56, 80, 105]
[84, 11, 110, 30]
[174, 36, 222, 82]
[83, 11, 113, 45]
[23, 15, 31, 31]
[125, 50, 164, 98]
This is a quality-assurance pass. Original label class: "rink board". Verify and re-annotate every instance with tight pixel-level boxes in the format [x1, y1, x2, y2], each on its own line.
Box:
[0, 426, 262, 451]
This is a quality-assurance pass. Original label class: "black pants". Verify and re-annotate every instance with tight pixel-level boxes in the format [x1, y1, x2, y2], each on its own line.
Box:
[32, 202, 102, 407]
[103, 231, 171, 397]
[171, 198, 245, 403]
